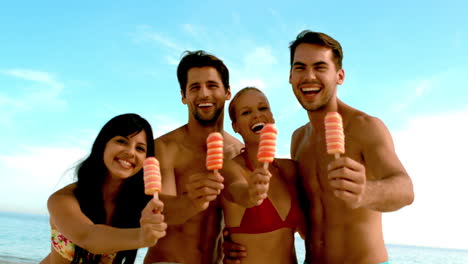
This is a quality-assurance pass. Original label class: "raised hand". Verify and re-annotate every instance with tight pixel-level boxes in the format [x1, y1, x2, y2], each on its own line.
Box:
[139, 198, 167, 246]
[246, 167, 271, 207]
[186, 171, 224, 211]
[327, 156, 366, 209]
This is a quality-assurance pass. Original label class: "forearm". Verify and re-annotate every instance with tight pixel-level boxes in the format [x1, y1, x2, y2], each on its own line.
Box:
[79, 225, 143, 254]
[160, 194, 200, 225]
[224, 182, 255, 208]
[363, 174, 414, 212]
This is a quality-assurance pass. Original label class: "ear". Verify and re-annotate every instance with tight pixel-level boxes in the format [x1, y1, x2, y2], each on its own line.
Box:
[225, 86, 232, 100]
[288, 69, 292, 84]
[336, 68, 345, 85]
[181, 90, 187, 105]
[231, 121, 239, 133]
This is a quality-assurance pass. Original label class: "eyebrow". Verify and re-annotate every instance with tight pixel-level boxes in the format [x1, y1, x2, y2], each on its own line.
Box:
[293, 61, 328, 67]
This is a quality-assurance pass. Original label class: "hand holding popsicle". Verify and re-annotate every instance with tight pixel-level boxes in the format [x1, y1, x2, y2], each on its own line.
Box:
[143, 157, 162, 200]
[257, 124, 277, 169]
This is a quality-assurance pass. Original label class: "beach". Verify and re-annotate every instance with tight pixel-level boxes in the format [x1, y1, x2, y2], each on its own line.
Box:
[1, 211, 467, 264]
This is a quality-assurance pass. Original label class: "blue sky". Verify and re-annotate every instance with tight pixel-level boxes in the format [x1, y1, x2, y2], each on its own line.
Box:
[1, 0, 467, 250]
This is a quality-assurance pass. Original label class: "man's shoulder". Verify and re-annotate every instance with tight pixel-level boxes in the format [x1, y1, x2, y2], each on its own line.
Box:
[155, 125, 187, 145]
[222, 132, 242, 147]
[344, 108, 389, 144]
[291, 123, 310, 141]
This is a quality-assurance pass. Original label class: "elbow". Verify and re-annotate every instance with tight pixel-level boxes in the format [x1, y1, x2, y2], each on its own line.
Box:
[399, 178, 414, 208]
[405, 184, 415, 206]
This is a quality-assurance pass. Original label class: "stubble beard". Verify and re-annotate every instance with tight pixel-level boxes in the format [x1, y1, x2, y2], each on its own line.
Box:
[193, 108, 224, 127]
[295, 86, 335, 112]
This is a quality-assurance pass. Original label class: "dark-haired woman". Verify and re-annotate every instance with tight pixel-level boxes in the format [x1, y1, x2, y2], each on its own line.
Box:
[41, 113, 167, 264]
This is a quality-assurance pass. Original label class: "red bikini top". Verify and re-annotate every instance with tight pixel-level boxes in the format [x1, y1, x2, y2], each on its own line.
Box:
[227, 150, 301, 234]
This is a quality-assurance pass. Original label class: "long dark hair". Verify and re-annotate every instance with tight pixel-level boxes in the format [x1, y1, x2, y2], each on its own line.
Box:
[72, 113, 155, 263]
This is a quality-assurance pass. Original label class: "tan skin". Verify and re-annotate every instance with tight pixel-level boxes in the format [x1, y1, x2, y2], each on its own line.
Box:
[221, 90, 305, 264]
[144, 66, 244, 264]
[225, 43, 414, 264]
[289, 43, 414, 264]
[41, 131, 167, 264]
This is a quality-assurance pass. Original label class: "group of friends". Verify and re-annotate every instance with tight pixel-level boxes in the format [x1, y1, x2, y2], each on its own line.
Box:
[40, 30, 414, 264]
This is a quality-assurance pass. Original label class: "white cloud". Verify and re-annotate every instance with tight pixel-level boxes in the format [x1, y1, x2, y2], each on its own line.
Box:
[0, 145, 87, 214]
[231, 79, 266, 95]
[384, 109, 468, 250]
[134, 25, 183, 51]
[2, 69, 63, 90]
[0, 69, 66, 125]
[148, 114, 184, 138]
[244, 47, 277, 68]
[182, 23, 198, 36]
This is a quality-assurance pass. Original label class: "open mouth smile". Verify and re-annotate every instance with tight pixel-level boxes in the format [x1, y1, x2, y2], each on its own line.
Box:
[301, 87, 321, 96]
[251, 122, 265, 134]
[197, 102, 214, 109]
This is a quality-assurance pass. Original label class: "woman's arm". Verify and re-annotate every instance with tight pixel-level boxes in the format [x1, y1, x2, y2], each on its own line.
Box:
[48, 184, 166, 254]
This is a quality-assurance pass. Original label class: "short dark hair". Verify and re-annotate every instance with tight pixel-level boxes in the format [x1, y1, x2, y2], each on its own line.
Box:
[177, 50, 230, 96]
[228, 87, 266, 123]
[289, 30, 344, 70]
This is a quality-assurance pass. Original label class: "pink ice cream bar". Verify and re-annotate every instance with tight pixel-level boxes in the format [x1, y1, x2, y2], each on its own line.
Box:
[206, 132, 224, 171]
[143, 157, 161, 197]
[257, 124, 277, 165]
[324, 112, 345, 157]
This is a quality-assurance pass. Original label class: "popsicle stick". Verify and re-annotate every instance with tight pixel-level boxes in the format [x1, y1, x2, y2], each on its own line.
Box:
[334, 153, 340, 159]
[263, 162, 269, 169]
[153, 192, 159, 200]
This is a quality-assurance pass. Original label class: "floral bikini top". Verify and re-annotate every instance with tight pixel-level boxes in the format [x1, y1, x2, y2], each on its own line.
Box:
[51, 229, 116, 263]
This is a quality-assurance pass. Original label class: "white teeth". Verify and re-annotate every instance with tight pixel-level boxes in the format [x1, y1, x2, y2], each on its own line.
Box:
[198, 103, 214, 107]
[118, 159, 132, 168]
[251, 122, 265, 133]
[302, 87, 320, 92]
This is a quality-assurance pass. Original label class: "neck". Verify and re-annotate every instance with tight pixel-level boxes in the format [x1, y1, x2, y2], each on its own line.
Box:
[243, 140, 261, 169]
[186, 113, 225, 146]
[102, 176, 125, 202]
[307, 98, 341, 130]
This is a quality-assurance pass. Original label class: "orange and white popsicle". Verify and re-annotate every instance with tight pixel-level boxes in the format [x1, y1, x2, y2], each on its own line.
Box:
[206, 132, 224, 172]
[324, 112, 345, 159]
[143, 157, 162, 199]
[257, 124, 277, 169]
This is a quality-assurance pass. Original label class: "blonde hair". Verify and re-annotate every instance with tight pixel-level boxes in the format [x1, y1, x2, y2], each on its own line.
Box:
[228, 87, 266, 123]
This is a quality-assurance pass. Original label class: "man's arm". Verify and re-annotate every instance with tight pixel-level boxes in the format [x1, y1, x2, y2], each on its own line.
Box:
[156, 138, 224, 225]
[328, 115, 414, 212]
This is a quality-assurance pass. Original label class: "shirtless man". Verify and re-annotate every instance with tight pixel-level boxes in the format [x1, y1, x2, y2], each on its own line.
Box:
[144, 50, 243, 264]
[289, 30, 414, 264]
[224, 31, 414, 264]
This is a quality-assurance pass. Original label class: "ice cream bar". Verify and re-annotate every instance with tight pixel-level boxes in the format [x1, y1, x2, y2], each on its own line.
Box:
[206, 132, 224, 171]
[324, 112, 345, 158]
[143, 157, 161, 199]
[257, 124, 277, 168]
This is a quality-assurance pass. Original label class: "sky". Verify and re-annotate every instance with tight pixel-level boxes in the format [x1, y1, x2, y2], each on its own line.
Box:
[1, 0, 467, 251]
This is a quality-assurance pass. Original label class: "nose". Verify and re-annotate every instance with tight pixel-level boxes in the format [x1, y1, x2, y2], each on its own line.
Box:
[304, 68, 316, 81]
[125, 145, 136, 157]
[199, 85, 210, 98]
[252, 110, 261, 119]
